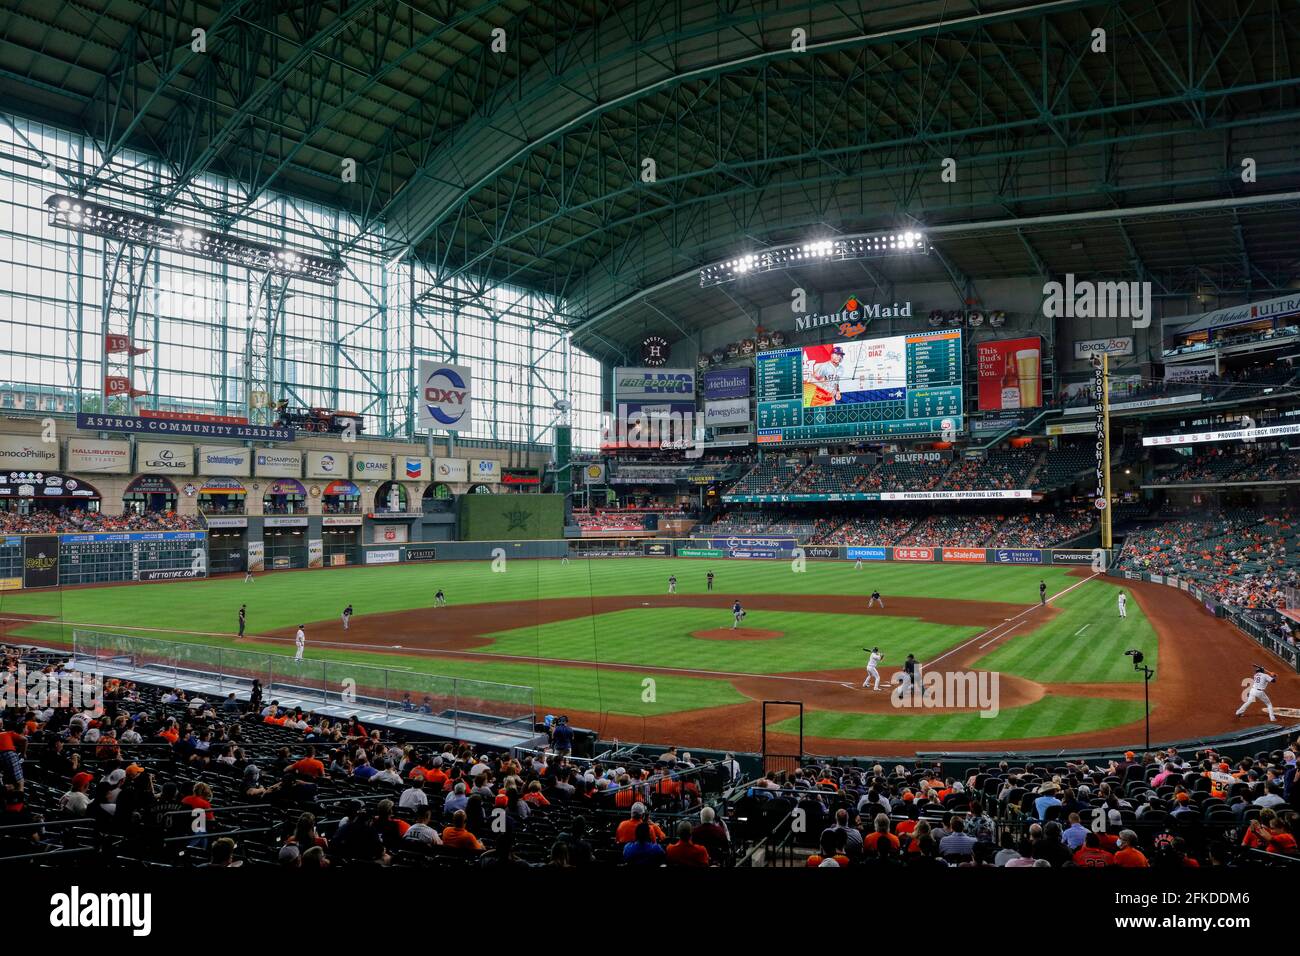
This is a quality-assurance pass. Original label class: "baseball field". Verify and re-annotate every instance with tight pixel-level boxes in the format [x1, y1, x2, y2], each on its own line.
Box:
[1, 557, 1291, 755]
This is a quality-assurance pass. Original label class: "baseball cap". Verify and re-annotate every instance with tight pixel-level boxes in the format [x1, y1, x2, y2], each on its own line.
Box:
[831, 346, 845, 356]
[1124, 751, 1135, 760]
[106, 769, 126, 786]
[124, 764, 145, 778]
[72, 771, 93, 789]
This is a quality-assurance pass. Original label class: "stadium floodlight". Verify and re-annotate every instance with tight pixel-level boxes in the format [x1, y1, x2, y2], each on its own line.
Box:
[45, 194, 343, 285]
[699, 230, 928, 287]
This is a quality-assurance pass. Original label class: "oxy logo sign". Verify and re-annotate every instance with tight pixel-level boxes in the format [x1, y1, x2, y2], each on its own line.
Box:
[418, 360, 473, 432]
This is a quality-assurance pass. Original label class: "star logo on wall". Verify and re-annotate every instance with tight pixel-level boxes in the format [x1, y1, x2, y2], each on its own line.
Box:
[505, 509, 532, 532]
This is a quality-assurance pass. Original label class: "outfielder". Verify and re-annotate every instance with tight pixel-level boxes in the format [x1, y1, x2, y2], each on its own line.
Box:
[1236, 666, 1277, 721]
[294, 625, 306, 663]
[1117, 591, 1128, 619]
[435, 588, 446, 607]
[862, 647, 883, 691]
[342, 604, 353, 631]
[731, 600, 745, 630]
[868, 589, 884, 609]
[706, 570, 714, 591]
[854, 557, 863, 570]
[668, 574, 677, 595]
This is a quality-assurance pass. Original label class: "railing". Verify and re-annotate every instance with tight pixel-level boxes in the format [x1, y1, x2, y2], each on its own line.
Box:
[70, 629, 537, 736]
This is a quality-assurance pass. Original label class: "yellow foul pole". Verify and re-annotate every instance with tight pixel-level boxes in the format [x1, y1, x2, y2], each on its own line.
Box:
[1101, 353, 1113, 549]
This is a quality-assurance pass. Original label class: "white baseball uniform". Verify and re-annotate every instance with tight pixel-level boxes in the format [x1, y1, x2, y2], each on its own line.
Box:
[1118, 593, 1127, 619]
[294, 628, 306, 662]
[1236, 670, 1276, 720]
[732, 602, 744, 629]
[863, 651, 883, 690]
[668, 576, 677, 594]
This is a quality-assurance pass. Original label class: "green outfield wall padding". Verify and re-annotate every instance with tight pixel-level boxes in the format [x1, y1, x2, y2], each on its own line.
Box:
[457, 493, 565, 540]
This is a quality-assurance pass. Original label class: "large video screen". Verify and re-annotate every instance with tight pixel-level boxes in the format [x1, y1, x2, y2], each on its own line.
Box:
[756, 330, 963, 443]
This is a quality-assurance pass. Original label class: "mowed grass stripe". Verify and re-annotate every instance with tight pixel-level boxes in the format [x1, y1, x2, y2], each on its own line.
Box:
[776, 696, 1148, 742]
[481, 607, 979, 674]
[972, 577, 1157, 683]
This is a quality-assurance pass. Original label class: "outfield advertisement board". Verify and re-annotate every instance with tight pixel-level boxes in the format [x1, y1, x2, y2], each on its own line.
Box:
[846, 546, 889, 561]
[803, 546, 840, 559]
[405, 547, 437, 562]
[724, 489, 1032, 503]
[677, 548, 724, 557]
[893, 546, 935, 561]
[364, 548, 400, 565]
[991, 548, 1044, 564]
[942, 547, 987, 563]
[1052, 548, 1105, 565]
[642, 542, 673, 556]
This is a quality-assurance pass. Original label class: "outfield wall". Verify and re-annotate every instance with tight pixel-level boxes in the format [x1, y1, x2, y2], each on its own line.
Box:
[458, 493, 565, 540]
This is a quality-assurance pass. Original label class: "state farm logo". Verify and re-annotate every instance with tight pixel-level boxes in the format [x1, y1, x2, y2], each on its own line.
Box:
[423, 367, 470, 425]
[942, 547, 986, 563]
[894, 547, 934, 561]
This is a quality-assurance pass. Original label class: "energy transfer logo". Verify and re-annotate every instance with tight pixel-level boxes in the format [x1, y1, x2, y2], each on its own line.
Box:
[423, 367, 470, 425]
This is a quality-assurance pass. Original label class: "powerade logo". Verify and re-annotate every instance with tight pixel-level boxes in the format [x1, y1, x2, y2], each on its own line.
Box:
[423, 367, 470, 425]
[846, 547, 887, 561]
[993, 549, 1043, 565]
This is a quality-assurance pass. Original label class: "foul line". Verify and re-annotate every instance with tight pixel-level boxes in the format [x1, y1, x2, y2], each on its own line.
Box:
[924, 572, 1100, 668]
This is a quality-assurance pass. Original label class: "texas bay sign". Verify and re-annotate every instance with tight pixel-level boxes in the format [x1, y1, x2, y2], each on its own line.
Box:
[792, 295, 913, 335]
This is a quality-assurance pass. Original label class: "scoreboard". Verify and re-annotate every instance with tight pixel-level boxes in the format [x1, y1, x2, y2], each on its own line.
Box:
[0, 531, 207, 588]
[756, 330, 963, 443]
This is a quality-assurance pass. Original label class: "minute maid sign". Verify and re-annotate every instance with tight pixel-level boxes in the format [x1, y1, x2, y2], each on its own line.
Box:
[793, 295, 913, 334]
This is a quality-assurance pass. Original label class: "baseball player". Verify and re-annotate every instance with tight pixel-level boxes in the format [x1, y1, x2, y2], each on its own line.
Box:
[706, 570, 714, 592]
[1039, 580, 1048, 606]
[237, 604, 247, 639]
[244, 560, 254, 584]
[731, 600, 745, 630]
[862, 647, 883, 691]
[854, 556, 863, 570]
[668, 574, 677, 595]
[1117, 591, 1128, 619]
[435, 588, 446, 607]
[806, 346, 845, 407]
[342, 604, 353, 631]
[294, 625, 306, 663]
[899, 653, 919, 696]
[1235, 666, 1278, 721]
[868, 588, 884, 609]
[562, 554, 570, 566]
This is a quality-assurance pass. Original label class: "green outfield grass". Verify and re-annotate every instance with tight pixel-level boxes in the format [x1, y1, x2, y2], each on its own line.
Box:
[774, 696, 1149, 742]
[0, 558, 1159, 744]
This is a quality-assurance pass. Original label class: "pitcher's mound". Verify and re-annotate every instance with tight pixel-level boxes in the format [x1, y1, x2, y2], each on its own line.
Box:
[691, 627, 784, 641]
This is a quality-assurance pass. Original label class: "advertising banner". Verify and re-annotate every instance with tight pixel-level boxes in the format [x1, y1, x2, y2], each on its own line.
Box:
[137, 441, 194, 474]
[197, 445, 252, 477]
[469, 459, 501, 483]
[703, 536, 797, 552]
[263, 516, 307, 528]
[371, 524, 408, 544]
[204, 517, 248, 529]
[365, 548, 400, 565]
[405, 547, 437, 562]
[612, 367, 696, 400]
[884, 450, 950, 465]
[22, 535, 59, 588]
[352, 454, 392, 481]
[76, 412, 292, 442]
[66, 439, 131, 474]
[434, 458, 468, 482]
[642, 542, 673, 556]
[976, 337, 1042, 411]
[677, 548, 724, 558]
[1164, 363, 1216, 384]
[416, 360, 473, 433]
[139, 568, 205, 582]
[321, 515, 362, 527]
[728, 548, 783, 559]
[942, 547, 987, 563]
[305, 451, 347, 479]
[990, 548, 1044, 565]
[846, 547, 888, 561]
[1052, 548, 1104, 565]
[0, 435, 59, 471]
[253, 448, 303, 478]
[1074, 336, 1134, 359]
[893, 546, 935, 562]
[246, 540, 264, 573]
[399, 456, 432, 481]
[804, 546, 840, 559]
[704, 399, 751, 427]
[307, 539, 323, 569]
[703, 367, 751, 399]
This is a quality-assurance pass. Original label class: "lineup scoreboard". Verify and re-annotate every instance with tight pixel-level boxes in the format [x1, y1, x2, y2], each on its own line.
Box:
[756, 330, 963, 443]
[0, 531, 208, 588]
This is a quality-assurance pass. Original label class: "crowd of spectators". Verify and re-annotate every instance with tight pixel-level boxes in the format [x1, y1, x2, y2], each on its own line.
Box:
[0, 508, 198, 535]
[898, 514, 1002, 547]
[1156, 445, 1300, 485]
[987, 509, 1096, 548]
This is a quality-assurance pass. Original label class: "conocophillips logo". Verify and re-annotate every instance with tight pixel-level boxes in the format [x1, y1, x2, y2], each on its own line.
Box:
[423, 367, 470, 425]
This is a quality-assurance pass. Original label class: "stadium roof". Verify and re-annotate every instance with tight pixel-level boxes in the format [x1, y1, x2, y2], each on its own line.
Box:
[2, 0, 1298, 362]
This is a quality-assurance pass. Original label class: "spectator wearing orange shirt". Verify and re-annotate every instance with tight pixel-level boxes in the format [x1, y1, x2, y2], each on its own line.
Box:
[863, 813, 900, 857]
[1113, 830, 1149, 867]
[288, 746, 326, 779]
[616, 803, 665, 844]
[441, 809, 485, 852]
[665, 821, 711, 866]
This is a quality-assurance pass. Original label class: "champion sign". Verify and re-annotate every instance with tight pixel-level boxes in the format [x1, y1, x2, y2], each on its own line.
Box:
[417, 360, 473, 432]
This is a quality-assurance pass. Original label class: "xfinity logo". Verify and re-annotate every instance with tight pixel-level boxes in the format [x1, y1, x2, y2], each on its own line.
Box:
[50, 887, 151, 936]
